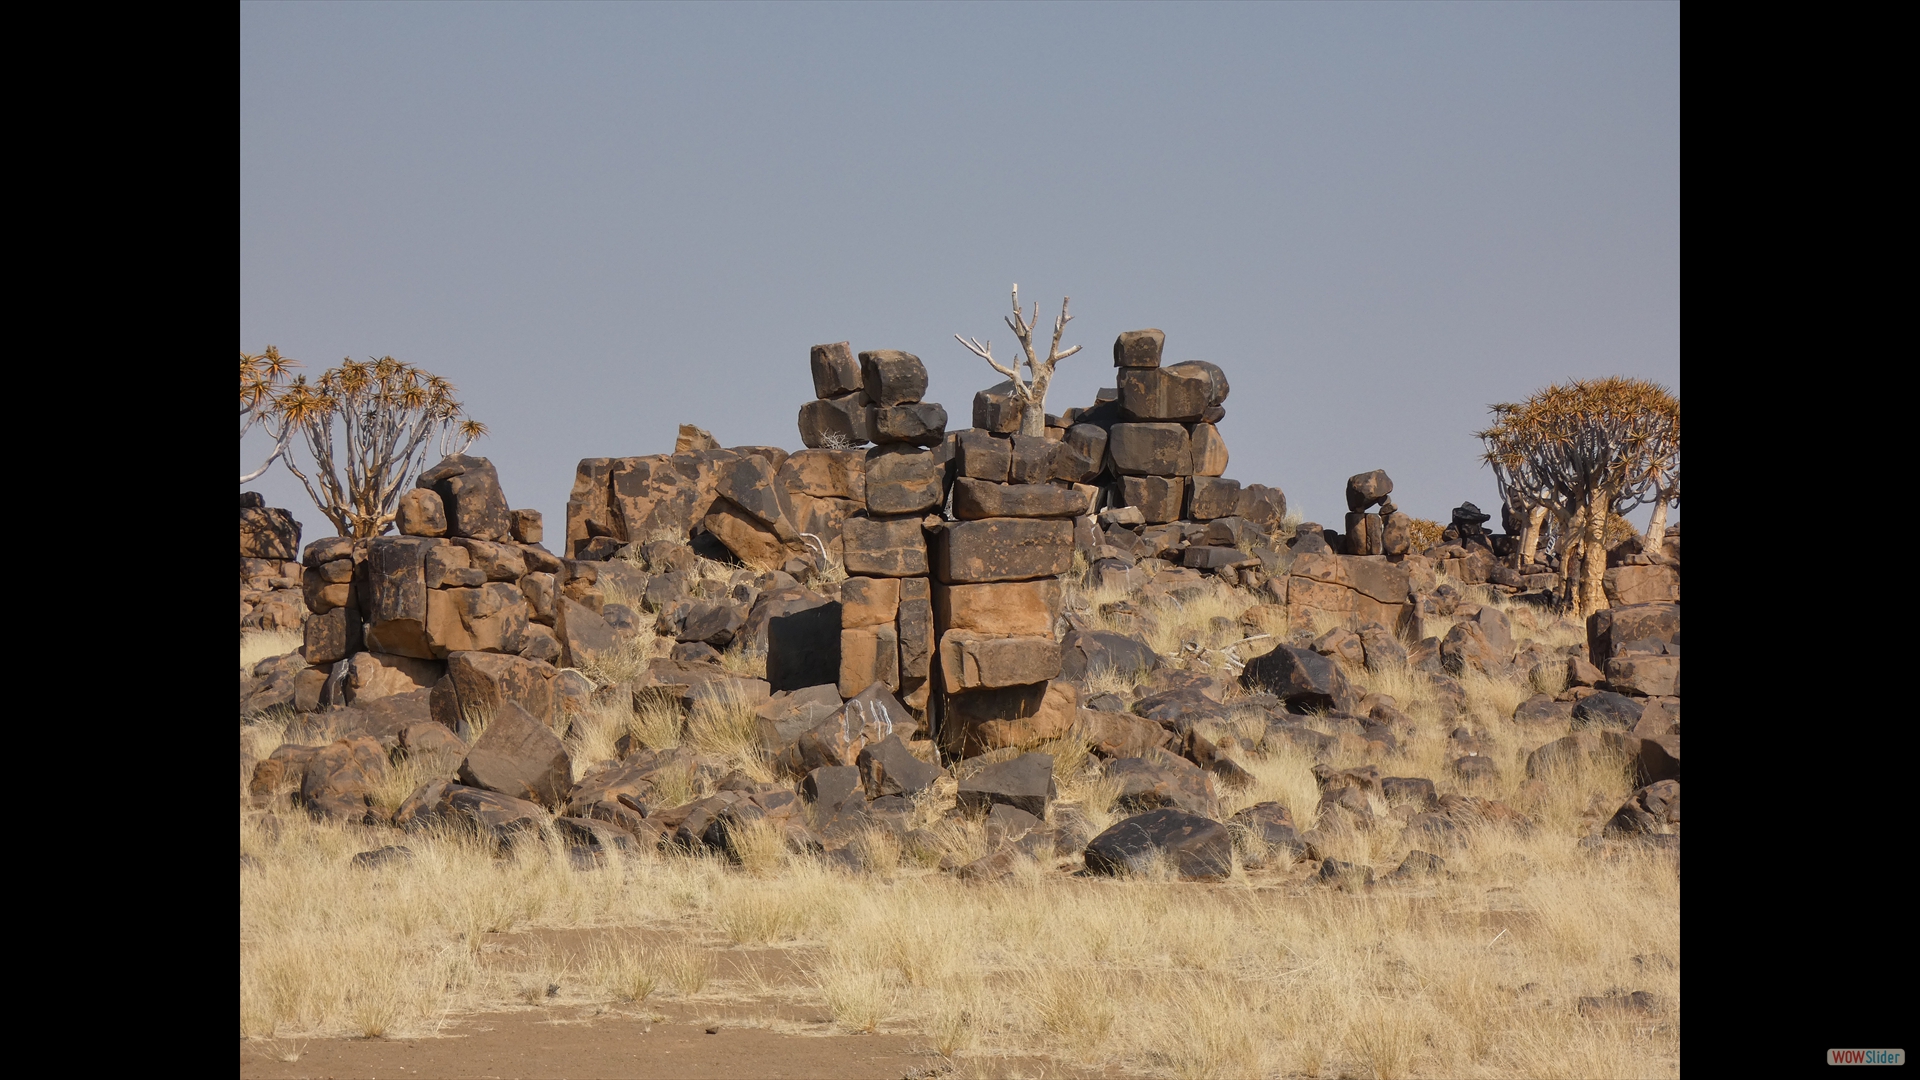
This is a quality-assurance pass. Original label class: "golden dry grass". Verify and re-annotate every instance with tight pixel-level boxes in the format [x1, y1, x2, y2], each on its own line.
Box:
[241, 628, 305, 672]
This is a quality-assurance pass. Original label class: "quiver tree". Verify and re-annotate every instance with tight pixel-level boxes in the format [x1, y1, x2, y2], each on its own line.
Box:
[268, 356, 489, 538]
[955, 285, 1080, 437]
[240, 346, 300, 484]
[1477, 377, 1680, 620]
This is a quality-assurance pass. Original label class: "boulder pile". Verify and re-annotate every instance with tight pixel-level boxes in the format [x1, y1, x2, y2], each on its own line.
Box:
[239, 492, 306, 631]
[241, 320, 1681, 892]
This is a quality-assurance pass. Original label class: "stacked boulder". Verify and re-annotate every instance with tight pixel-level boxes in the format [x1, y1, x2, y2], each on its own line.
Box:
[240, 493, 306, 631]
[930, 428, 1091, 756]
[564, 425, 802, 567]
[1275, 470, 1421, 638]
[797, 343, 874, 449]
[831, 349, 948, 713]
[1050, 329, 1282, 527]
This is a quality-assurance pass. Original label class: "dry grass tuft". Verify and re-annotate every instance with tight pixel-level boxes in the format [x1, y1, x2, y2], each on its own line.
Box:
[241, 629, 306, 672]
[575, 632, 670, 689]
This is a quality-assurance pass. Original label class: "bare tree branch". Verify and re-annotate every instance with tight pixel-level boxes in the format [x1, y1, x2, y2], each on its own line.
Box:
[956, 285, 1080, 437]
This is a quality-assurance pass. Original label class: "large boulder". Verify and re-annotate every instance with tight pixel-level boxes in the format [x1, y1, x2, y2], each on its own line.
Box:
[1057, 629, 1160, 682]
[856, 734, 944, 799]
[298, 737, 389, 821]
[457, 701, 574, 809]
[1084, 809, 1232, 881]
[1117, 364, 1224, 423]
[1604, 564, 1681, 606]
[343, 651, 443, 705]
[1105, 423, 1192, 476]
[951, 478, 1090, 519]
[555, 596, 618, 670]
[417, 455, 513, 541]
[956, 752, 1056, 817]
[240, 505, 302, 560]
[361, 537, 440, 659]
[1284, 553, 1416, 638]
[935, 518, 1074, 583]
[858, 350, 928, 406]
[1587, 602, 1680, 667]
[869, 402, 948, 447]
[1102, 747, 1219, 818]
[809, 342, 863, 398]
[936, 632, 1062, 691]
[842, 515, 928, 577]
[430, 651, 559, 736]
[864, 445, 944, 515]
[1606, 654, 1679, 697]
[1240, 645, 1359, 714]
[943, 681, 1079, 757]
[1119, 475, 1186, 524]
[1112, 328, 1165, 368]
[798, 392, 873, 448]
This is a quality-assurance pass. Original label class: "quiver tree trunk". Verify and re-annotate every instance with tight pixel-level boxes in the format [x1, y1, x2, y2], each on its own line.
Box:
[1645, 485, 1675, 552]
[1519, 505, 1548, 566]
[1581, 487, 1610, 620]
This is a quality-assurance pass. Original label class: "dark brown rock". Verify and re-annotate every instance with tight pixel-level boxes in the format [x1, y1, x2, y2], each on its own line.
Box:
[430, 651, 559, 736]
[858, 350, 927, 405]
[936, 518, 1074, 583]
[1104, 747, 1219, 818]
[1117, 365, 1215, 422]
[856, 733, 943, 798]
[457, 701, 573, 809]
[956, 752, 1056, 817]
[417, 455, 513, 541]
[842, 514, 928, 577]
[953, 430, 1012, 482]
[362, 537, 441, 659]
[1233, 484, 1287, 530]
[1064, 424, 1108, 476]
[897, 577, 933, 682]
[1587, 602, 1680, 667]
[299, 737, 388, 821]
[1240, 645, 1359, 713]
[303, 606, 364, 666]
[240, 506, 302, 561]
[1345, 470, 1394, 513]
[396, 488, 448, 537]
[972, 380, 1023, 434]
[863, 446, 943, 515]
[1119, 475, 1186, 524]
[951, 478, 1090, 519]
[869, 402, 948, 446]
[809, 342, 863, 398]
[1112, 328, 1165, 368]
[1106, 423, 1191, 476]
[798, 392, 873, 448]
[1085, 809, 1232, 881]
[1006, 436, 1056, 485]
[1185, 476, 1241, 521]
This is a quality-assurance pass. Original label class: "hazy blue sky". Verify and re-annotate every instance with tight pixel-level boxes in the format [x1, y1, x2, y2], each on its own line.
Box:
[240, 2, 1678, 545]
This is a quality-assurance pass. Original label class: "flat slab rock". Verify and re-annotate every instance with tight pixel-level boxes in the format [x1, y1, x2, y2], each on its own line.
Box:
[956, 752, 1056, 817]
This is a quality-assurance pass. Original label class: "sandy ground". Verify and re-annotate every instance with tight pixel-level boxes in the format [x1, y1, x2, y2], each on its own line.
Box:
[238, 1009, 940, 1079]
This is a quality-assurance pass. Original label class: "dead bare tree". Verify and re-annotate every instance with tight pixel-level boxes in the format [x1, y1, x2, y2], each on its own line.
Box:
[240, 346, 300, 484]
[270, 356, 488, 538]
[955, 285, 1080, 438]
